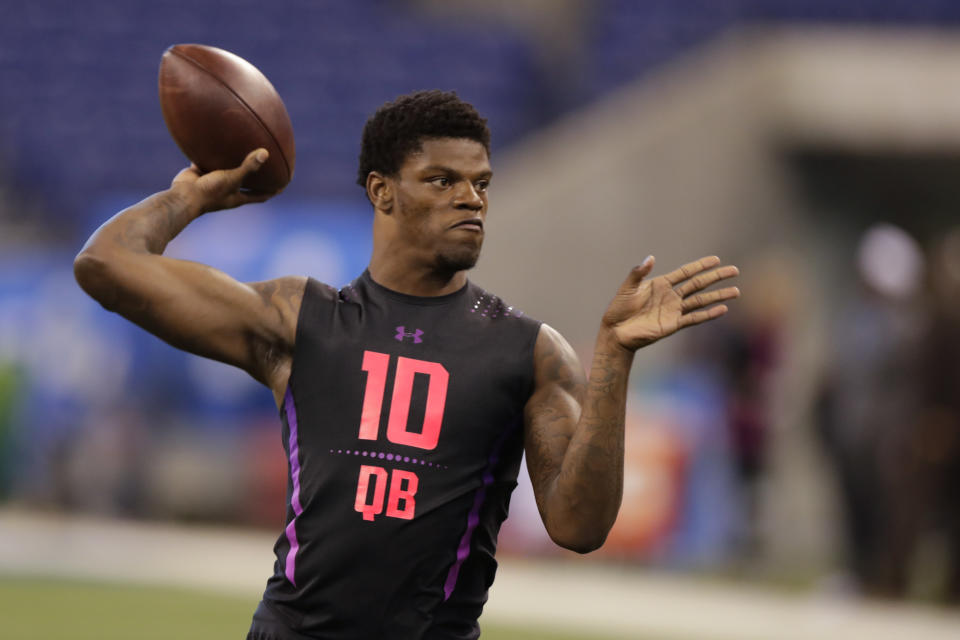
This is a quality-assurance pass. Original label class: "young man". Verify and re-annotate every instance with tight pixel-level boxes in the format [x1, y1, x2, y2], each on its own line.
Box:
[75, 90, 739, 639]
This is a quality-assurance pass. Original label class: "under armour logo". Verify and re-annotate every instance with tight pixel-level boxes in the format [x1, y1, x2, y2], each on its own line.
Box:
[395, 326, 424, 344]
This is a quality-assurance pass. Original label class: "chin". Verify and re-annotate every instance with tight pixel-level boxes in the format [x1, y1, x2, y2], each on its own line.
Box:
[436, 246, 481, 273]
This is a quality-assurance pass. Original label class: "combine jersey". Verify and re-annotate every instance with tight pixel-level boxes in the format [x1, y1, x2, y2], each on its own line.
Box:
[250, 270, 542, 640]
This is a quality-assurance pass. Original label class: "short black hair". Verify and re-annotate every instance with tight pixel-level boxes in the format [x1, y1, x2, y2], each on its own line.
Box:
[356, 90, 491, 188]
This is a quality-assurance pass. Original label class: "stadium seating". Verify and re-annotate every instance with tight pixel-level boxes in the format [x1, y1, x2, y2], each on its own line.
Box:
[4, 0, 960, 233]
[0, 0, 539, 229]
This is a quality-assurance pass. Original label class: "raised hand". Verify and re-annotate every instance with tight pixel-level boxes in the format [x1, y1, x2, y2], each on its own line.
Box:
[170, 148, 276, 214]
[601, 255, 740, 352]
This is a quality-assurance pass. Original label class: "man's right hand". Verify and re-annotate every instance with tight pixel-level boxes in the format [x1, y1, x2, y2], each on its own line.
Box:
[170, 148, 276, 214]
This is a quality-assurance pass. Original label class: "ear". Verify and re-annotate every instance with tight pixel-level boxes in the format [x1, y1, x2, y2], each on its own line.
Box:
[366, 171, 394, 213]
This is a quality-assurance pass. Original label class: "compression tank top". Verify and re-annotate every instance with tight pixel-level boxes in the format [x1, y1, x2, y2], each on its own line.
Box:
[259, 271, 542, 639]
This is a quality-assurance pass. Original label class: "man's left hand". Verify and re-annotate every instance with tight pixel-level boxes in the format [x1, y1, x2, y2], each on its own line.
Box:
[602, 255, 740, 352]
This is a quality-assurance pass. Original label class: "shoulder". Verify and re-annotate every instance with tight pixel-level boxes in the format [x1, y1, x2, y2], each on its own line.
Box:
[532, 324, 585, 393]
[243, 276, 307, 342]
[250, 275, 349, 311]
[249, 275, 309, 296]
[464, 284, 543, 377]
[465, 281, 541, 328]
[249, 275, 309, 313]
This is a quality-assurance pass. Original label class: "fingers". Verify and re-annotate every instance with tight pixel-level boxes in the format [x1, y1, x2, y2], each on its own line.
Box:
[233, 148, 269, 181]
[681, 286, 740, 312]
[204, 149, 272, 208]
[666, 255, 739, 329]
[664, 255, 721, 286]
[679, 304, 729, 329]
[675, 264, 739, 297]
[216, 148, 269, 189]
[623, 255, 655, 289]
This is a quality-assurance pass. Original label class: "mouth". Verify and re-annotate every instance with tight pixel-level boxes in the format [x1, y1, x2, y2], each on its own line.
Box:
[450, 217, 484, 232]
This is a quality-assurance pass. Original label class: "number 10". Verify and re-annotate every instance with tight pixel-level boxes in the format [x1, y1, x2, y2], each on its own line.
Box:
[358, 350, 449, 450]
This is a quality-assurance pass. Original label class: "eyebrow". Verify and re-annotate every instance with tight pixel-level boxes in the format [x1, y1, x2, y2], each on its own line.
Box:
[420, 165, 493, 179]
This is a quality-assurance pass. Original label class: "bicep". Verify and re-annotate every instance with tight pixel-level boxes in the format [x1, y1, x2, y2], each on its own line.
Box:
[523, 324, 586, 511]
[78, 248, 303, 384]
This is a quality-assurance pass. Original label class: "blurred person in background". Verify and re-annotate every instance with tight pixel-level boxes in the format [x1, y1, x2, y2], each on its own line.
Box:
[860, 225, 960, 603]
[675, 252, 794, 563]
[72, 90, 740, 639]
[915, 228, 960, 602]
[716, 259, 788, 560]
[719, 318, 773, 557]
[816, 223, 929, 598]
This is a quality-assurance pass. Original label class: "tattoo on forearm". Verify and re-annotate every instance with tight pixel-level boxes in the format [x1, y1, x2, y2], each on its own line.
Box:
[527, 326, 632, 544]
[111, 190, 198, 255]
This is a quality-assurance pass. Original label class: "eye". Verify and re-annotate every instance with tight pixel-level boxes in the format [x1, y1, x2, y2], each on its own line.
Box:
[475, 180, 490, 193]
[429, 176, 450, 188]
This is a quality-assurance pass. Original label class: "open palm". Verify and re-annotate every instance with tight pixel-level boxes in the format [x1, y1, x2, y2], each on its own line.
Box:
[603, 255, 740, 351]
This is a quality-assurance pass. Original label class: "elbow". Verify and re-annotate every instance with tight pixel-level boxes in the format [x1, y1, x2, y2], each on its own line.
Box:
[547, 524, 610, 555]
[73, 250, 118, 310]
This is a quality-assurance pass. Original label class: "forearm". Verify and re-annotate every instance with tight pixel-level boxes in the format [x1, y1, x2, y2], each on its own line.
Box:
[530, 258, 739, 553]
[546, 329, 633, 551]
[74, 187, 204, 313]
[81, 188, 201, 256]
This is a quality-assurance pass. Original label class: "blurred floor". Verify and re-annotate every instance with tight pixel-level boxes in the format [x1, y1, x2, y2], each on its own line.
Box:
[2, 508, 960, 640]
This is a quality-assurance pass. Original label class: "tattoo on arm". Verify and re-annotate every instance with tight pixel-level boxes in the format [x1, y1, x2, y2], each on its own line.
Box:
[111, 190, 201, 255]
[78, 187, 310, 406]
[525, 330, 582, 505]
[251, 278, 306, 332]
[525, 325, 633, 550]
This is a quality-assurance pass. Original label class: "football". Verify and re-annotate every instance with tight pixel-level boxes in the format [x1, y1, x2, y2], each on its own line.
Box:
[158, 44, 295, 193]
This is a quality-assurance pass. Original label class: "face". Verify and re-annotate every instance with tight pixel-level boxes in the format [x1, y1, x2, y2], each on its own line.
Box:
[388, 137, 492, 273]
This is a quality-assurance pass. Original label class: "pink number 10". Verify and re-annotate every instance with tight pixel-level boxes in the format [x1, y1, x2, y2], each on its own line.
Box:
[358, 350, 449, 450]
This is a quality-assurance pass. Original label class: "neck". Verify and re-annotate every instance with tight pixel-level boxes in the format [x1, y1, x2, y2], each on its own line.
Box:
[367, 255, 468, 297]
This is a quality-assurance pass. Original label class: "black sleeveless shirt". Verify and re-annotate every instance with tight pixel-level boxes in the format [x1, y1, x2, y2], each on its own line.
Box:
[257, 271, 541, 639]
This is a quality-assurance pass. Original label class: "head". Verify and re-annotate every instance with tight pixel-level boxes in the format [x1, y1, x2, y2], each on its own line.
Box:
[358, 90, 492, 275]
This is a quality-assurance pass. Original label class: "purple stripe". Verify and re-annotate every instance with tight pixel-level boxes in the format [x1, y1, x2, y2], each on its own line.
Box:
[283, 387, 304, 586]
[443, 422, 518, 601]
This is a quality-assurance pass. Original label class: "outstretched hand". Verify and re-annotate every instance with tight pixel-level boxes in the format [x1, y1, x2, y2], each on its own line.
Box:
[602, 255, 740, 352]
[170, 148, 276, 214]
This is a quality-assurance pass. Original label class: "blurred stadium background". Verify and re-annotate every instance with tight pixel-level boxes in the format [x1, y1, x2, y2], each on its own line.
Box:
[2, 0, 960, 638]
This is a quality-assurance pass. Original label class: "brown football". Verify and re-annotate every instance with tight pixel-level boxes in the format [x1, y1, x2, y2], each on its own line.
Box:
[158, 44, 295, 193]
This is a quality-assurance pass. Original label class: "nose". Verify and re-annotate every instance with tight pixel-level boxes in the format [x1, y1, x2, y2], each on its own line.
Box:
[453, 182, 483, 211]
